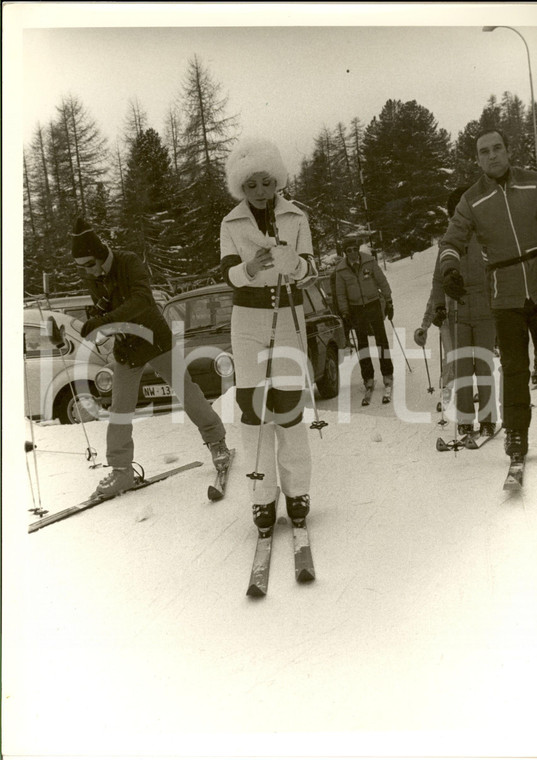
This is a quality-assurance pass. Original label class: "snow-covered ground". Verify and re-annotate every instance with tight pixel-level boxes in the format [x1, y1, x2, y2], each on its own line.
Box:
[4, 248, 537, 760]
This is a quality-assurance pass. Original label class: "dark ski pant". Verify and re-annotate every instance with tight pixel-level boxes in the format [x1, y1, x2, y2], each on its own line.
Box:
[493, 300, 537, 434]
[452, 318, 496, 424]
[349, 299, 393, 383]
[107, 348, 225, 469]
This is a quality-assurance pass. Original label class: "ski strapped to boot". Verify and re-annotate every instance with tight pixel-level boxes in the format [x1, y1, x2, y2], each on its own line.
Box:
[246, 488, 281, 597]
[29, 461, 203, 534]
[208, 448, 236, 501]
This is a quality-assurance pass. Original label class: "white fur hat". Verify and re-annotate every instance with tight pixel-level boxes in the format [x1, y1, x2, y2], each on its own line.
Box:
[225, 138, 288, 200]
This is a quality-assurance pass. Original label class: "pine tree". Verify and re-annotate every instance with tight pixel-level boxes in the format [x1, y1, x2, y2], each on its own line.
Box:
[120, 127, 177, 285]
[23, 96, 110, 295]
[178, 55, 238, 273]
[295, 126, 354, 256]
[362, 99, 453, 258]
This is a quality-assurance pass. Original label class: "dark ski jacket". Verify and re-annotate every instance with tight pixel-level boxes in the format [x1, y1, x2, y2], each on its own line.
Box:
[438, 166, 537, 309]
[84, 250, 172, 368]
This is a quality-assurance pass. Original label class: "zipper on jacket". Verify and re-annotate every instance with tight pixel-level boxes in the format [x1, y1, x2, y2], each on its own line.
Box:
[501, 185, 530, 299]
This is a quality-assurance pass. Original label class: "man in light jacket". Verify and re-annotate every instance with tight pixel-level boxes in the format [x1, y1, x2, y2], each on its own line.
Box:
[334, 234, 394, 395]
[439, 128, 537, 461]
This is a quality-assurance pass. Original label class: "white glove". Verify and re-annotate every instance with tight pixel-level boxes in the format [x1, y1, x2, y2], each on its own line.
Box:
[271, 244, 300, 276]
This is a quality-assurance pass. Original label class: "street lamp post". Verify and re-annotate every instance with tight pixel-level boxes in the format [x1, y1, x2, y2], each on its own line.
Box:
[483, 25, 537, 165]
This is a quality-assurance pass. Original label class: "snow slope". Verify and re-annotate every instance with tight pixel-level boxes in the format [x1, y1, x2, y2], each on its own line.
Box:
[4, 248, 537, 760]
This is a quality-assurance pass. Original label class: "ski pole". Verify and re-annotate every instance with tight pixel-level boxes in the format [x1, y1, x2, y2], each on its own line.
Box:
[422, 347, 435, 394]
[246, 273, 282, 490]
[452, 301, 460, 452]
[443, 301, 465, 451]
[389, 319, 412, 372]
[348, 326, 359, 354]
[267, 198, 327, 437]
[437, 330, 448, 428]
[24, 334, 44, 515]
[37, 296, 101, 468]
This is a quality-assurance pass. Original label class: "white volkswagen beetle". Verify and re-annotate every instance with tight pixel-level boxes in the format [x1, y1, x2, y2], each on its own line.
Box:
[23, 308, 115, 424]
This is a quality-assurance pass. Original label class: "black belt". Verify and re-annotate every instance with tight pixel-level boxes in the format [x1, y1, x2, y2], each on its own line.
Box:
[487, 248, 537, 272]
[233, 284, 304, 309]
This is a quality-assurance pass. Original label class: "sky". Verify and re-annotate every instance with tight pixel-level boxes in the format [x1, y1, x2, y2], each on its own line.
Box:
[7, 2, 537, 179]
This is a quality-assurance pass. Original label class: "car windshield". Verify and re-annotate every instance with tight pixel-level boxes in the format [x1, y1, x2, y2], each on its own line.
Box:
[165, 292, 233, 333]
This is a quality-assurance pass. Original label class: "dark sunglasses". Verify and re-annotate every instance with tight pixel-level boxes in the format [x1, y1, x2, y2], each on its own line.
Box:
[76, 259, 99, 269]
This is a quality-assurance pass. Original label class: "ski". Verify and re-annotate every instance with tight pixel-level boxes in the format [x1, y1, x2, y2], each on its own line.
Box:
[503, 456, 525, 491]
[246, 488, 281, 598]
[207, 448, 236, 501]
[382, 385, 392, 404]
[292, 521, 316, 583]
[465, 426, 501, 449]
[28, 460, 203, 534]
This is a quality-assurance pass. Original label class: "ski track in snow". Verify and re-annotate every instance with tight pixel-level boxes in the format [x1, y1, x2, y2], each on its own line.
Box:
[7, 246, 537, 758]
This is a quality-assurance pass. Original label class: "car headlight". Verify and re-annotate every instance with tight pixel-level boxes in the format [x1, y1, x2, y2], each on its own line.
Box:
[214, 352, 234, 378]
[95, 368, 114, 394]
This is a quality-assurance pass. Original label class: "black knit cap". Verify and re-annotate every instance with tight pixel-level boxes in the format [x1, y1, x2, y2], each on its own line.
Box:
[341, 234, 362, 251]
[71, 218, 109, 260]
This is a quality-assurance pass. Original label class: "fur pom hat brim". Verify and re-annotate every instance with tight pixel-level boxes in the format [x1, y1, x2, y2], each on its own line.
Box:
[225, 138, 288, 201]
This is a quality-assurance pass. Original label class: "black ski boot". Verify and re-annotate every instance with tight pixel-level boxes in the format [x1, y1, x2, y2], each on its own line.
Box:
[286, 494, 310, 527]
[479, 421, 496, 437]
[252, 501, 276, 537]
[504, 429, 528, 457]
[457, 423, 474, 437]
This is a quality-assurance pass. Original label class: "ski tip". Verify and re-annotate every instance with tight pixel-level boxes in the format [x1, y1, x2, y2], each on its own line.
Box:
[503, 479, 523, 491]
[296, 568, 316, 583]
[207, 485, 224, 501]
[246, 584, 266, 598]
[465, 437, 478, 449]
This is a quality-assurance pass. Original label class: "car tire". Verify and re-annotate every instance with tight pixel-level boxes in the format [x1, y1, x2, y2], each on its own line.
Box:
[54, 384, 102, 425]
[316, 345, 339, 399]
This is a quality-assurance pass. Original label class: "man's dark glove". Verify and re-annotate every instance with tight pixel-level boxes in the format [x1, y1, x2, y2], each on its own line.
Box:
[442, 268, 466, 302]
[385, 300, 394, 321]
[80, 316, 107, 339]
[432, 306, 447, 328]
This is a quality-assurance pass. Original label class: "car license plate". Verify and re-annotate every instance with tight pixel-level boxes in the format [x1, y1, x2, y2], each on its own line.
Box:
[143, 384, 172, 398]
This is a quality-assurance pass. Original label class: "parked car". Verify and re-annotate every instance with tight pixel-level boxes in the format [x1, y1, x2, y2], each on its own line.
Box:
[24, 289, 169, 321]
[156, 281, 346, 401]
[23, 309, 115, 424]
[23, 308, 177, 424]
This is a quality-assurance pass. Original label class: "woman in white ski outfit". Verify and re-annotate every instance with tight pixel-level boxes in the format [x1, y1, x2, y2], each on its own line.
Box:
[220, 138, 317, 535]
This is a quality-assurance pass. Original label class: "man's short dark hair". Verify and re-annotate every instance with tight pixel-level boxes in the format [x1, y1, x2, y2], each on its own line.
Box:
[475, 128, 509, 153]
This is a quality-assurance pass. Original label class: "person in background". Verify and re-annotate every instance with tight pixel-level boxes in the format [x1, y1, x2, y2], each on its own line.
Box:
[71, 218, 230, 497]
[220, 138, 317, 536]
[334, 234, 394, 398]
[417, 186, 497, 436]
[329, 260, 352, 347]
[439, 129, 537, 461]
